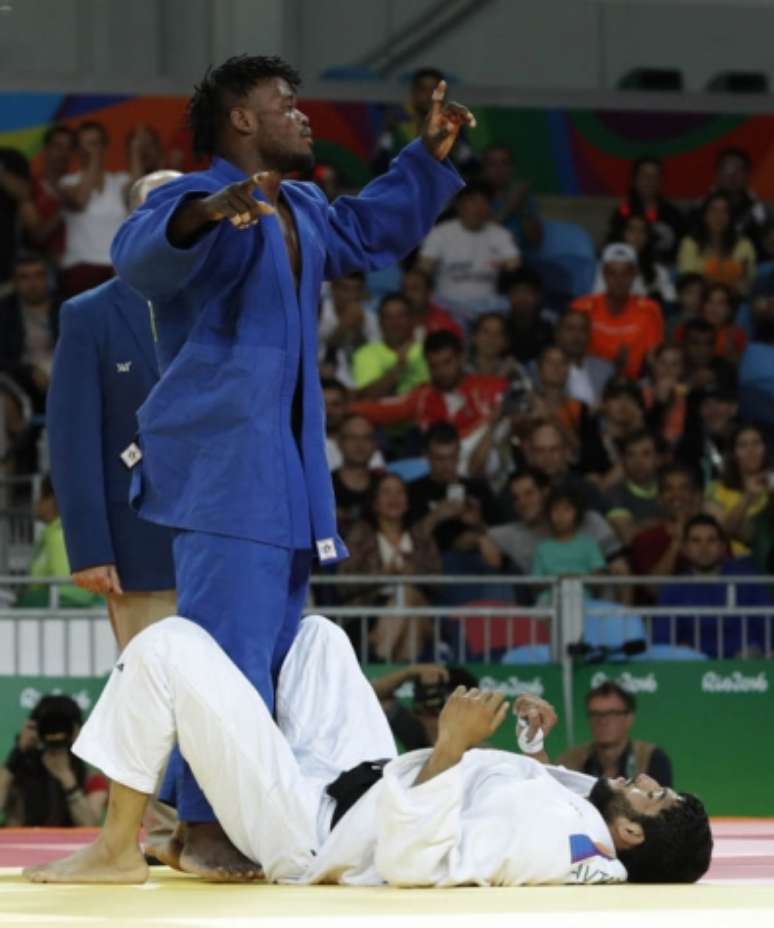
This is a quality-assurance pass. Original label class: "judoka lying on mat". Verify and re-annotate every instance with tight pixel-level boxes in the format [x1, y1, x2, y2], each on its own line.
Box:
[23, 615, 712, 886]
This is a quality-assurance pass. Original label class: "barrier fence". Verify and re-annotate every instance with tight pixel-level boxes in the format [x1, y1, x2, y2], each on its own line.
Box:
[0, 573, 772, 814]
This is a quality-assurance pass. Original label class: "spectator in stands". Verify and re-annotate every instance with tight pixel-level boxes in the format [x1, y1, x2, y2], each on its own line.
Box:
[700, 282, 747, 362]
[740, 313, 774, 433]
[468, 311, 528, 383]
[323, 377, 349, 470]
[339, 472, 441, 662]
[58, 121, 131, 298]
[370, 66, 477, 178]
[0, 145, 30, 291]
[679, 317, 736, 392]
[418, 183, 520, 327]
[352, 293, 428, 399]
[0, 694, 108, 826]
[523, 419, 605, 512]
[400, 265, 463, 341]
[655, 514, 772, 658]
[529, 345, 592, 452]
[630, 464, 704, 579]
[125, 124, 165, 177]
[579, 378, 647, 490]
[531, 485, 606, 583]
[351, 331, 507, 477]
[571, 243, 664, 379]
[599, 213, 675, 306]
[705, 147, 769, 249]
[16, 476, 102, 608]
[331, 414, 383, 538]
[677, 192, 756, 295]
[19, 125, 75, 264]
[676, 378, 739, 485]
[407, 422, 500, 567]
[609, 156, 685, 263]
[671, 272, 705, 332]
[552, 310, 614, 408]
[559, 681, 673, 786]
[705, 423, 772, 556]
[372, 665, 479, 749]
[318, 272, 379, 386]
[482, 468, 623, 575]
[604, 431, 662, 545]
[641, 343, 688, 448]
[500, 267, 555, 365]
[0, 252, 59, 413]
[480, 143, 542, 250]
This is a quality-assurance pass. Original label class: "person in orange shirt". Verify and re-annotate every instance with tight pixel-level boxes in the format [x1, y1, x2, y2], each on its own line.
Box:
[571, 243, 664, 379]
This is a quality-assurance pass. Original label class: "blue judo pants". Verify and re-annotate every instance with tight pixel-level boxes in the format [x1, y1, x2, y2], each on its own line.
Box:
[159, 529, 313, 822]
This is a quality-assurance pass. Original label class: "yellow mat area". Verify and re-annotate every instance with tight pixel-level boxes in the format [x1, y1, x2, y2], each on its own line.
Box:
[1, 868, 773, 928]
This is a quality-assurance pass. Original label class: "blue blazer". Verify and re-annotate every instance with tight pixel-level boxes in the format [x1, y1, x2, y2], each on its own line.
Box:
[47, 278, 176, 591]
[111, 140, 463, 563]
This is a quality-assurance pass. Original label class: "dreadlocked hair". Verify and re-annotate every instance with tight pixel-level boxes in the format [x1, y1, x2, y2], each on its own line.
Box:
[187, 54, 301, 158]
[618, 792, 713, 883]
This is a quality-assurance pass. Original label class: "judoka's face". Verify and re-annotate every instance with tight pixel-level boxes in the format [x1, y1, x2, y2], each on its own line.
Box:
[247, 77, 314, 173]
[590, 774, 681, 824]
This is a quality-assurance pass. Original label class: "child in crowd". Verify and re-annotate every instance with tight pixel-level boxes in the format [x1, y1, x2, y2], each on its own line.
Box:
[531, 486, 606, 580]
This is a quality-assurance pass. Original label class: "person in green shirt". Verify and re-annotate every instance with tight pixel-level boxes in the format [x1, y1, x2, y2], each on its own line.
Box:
[352, 293, 430, 399]
[17, 476, 103, 608]
[532, 485, 606, 580]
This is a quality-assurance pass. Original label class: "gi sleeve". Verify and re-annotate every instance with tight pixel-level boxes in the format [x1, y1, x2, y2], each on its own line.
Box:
[374, 755, 465, 886]
[111, 179, 230, 301]
[47, 304, 116, 572]
[323, 140, 464, 280]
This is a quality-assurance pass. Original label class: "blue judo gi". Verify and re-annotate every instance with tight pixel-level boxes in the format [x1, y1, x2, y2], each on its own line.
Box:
[46, 278, 175, 591]
[111, 139, 463, 821]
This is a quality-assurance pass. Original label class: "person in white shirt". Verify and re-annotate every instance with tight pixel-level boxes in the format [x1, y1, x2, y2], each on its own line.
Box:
[23, 613, 711, 887]
[419, 182, 520, 327]
[58, 122, 132, 298]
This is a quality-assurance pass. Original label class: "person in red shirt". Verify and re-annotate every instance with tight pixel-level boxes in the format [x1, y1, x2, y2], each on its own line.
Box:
[351, 330, 506, 470]
[19, 125, 75, 263]
[571, 243, 664, 379]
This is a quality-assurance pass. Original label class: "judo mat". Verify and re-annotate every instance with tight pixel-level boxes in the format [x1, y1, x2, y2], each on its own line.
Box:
[0, 819, 772, 928]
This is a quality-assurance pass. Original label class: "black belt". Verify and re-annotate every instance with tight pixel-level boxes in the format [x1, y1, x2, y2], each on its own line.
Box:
[326, 759, 389, 830]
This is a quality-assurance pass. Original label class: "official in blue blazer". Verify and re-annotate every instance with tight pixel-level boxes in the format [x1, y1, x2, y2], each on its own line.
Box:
[110, 55, 470, 859]
[47, 173, 180, 649]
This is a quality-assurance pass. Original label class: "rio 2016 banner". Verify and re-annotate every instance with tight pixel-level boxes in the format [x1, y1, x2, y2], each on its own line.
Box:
[4, 91, 774, 198]
[0, 660, 770, 816]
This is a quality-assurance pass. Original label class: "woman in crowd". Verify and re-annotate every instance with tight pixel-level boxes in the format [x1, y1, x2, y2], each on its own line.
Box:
[598, 213, 675, 305]
[339, 472, 442, 662]
[677, 192, 756, 294]
[705, 423, 773, 555]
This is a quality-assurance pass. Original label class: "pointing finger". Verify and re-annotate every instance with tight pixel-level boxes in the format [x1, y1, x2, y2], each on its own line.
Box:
[430, 80, 447, 121]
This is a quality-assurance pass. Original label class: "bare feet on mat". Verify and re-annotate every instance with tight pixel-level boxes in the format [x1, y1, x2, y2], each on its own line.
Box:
[145, 822, 185, 871]
[179, 822, 263, 882]
[23, 836, 149, 884]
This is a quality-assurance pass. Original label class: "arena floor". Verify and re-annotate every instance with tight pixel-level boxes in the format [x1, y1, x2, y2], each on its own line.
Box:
[0, 820, 772, 928]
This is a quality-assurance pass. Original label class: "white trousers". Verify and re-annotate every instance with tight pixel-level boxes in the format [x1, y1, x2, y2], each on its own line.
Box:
[73, 614, 397, 883]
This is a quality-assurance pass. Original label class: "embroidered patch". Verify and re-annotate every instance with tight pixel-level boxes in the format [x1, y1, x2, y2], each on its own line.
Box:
[120, 442, 143, 469]
[316, 538, 337, 562]
[116, 361, 132, 373]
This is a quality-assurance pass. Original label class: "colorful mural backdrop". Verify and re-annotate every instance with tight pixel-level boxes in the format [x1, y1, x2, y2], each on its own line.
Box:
[3, 90, 774, 198]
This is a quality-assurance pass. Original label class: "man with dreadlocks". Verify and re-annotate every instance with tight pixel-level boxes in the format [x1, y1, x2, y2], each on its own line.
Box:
[108, 56, 470, 878]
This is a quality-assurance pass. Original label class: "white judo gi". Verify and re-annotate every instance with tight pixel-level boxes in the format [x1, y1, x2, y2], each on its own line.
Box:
[73, 615, 627, 886]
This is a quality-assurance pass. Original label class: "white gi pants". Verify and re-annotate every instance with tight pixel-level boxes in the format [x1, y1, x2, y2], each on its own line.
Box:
[73, 614, 397, 883]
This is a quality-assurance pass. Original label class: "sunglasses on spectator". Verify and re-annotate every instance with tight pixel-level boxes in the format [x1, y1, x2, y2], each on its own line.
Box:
[587, 709, 631, 720]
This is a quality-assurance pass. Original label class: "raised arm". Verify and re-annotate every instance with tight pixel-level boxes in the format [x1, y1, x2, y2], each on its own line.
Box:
[323, 82, 473, 280]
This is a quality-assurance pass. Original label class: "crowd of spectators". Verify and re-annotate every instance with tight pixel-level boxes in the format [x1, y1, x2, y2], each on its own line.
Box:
[2, 69, 774, 665]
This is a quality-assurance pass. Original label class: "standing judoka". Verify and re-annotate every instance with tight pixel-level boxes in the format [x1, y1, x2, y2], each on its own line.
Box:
[22, 613, 712, 886]
[47, 172, 179, 650]
[109, 55, 469, 876]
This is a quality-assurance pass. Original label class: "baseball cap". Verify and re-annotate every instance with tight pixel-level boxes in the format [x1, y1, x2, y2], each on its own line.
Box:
[602, 243, 638, 266]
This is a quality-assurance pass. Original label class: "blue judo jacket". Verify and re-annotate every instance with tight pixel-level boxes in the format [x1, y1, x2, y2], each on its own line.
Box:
[47, 279, 176, 591]
[111, 140, 463, 563]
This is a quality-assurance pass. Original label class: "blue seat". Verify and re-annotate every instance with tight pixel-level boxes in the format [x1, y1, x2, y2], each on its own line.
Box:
[501, 644, 552, 664]
[583, 600, 646, 649]
[524, 219, 596, 299]
[386, 456, 429, 483]
[632, 644, 708, 662]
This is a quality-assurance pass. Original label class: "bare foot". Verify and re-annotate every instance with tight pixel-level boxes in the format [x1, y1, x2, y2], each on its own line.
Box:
[145, 823, 185, 872]
[23, 835, 149, 884]
[179, 822, 262, 882]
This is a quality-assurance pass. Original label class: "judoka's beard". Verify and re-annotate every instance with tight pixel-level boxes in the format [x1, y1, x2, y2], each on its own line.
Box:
[261, 146, 316, 175]
[587, 777, 635, 824]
